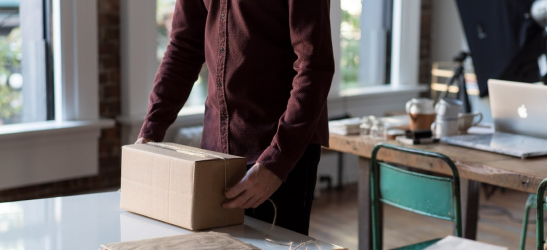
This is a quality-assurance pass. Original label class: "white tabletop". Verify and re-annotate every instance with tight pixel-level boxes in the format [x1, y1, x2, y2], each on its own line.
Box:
[0, 191, 344, 250]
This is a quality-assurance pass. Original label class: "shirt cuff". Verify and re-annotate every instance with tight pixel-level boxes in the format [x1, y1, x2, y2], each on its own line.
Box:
[138, 120, 170, 143]
[256, 146, 296, 182]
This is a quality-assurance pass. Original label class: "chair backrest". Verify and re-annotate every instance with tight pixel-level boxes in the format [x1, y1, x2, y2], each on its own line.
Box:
[536, 179, 547, 250]
[370, 143, 463, 250]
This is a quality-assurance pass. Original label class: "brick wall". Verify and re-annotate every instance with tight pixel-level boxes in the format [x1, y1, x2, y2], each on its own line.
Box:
[0, 0, 122, 202]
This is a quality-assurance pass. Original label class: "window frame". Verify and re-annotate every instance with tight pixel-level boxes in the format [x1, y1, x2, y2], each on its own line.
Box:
[43, 0, 55, 120]
[1, 0, 56, 125]
[0, 0, 115, 190]
[53, 0, 99, 121]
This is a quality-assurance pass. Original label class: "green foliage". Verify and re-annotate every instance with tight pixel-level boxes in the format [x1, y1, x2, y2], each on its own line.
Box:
[0, 27, 23, 125]
[340, 9, 360, 89]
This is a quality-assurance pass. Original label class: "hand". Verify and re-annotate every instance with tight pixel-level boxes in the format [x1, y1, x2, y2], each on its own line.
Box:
[223, 163, 282, 209]
[135, 137, 154, 144]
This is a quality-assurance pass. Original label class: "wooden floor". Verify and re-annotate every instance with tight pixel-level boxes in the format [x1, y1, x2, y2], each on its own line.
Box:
[309, 184, 540, 250]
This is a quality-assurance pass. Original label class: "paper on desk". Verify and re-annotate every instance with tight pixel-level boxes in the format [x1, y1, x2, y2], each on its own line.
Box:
[423, 236, 507, 250]
[328, 117, 361, 135]
[101, 232, 259, 250]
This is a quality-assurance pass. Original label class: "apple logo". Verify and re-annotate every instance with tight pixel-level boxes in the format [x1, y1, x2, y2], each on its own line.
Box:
[518, 104, 528, 119]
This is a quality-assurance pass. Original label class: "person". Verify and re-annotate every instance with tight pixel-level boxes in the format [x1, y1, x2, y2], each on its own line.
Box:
[136, 0, 334, 236]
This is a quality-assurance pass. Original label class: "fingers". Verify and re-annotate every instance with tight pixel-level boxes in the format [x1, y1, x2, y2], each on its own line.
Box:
[225, 179, 247, 199]
[223, 164, 281, 209]
[224, 190, 253, 209]
[135, 137, 153, 144]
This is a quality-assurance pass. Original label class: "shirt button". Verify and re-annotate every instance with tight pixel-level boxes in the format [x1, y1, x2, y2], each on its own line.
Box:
[221, 14, 225, 19]
[221, 114, 227, 121]
[217, 81, 222, 88]
[220, 47, 225, 53]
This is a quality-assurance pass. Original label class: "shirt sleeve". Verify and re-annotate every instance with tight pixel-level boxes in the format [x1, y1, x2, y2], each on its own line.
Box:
[256, 0, 335, 181]
[138, 0, 207, 142]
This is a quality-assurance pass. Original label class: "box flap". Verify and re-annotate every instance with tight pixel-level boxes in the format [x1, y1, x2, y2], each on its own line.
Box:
[123, 143, 244, 163]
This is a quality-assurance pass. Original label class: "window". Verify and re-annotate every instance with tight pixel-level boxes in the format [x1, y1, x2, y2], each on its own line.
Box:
[157, 0, 207, 109]
[0, 0, 53, 125]
[340, 0, 392, 89]
[0, 1, 22, 125]
[340, 0, 361, 89]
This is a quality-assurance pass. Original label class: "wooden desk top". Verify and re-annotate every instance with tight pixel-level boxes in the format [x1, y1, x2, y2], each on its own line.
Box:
[328, 134, 547, 193]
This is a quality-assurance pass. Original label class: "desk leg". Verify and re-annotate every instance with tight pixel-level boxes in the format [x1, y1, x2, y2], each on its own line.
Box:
[358, 157, 376, 250]
[337, 152, 344, 190]
[464, 180, 480, 240]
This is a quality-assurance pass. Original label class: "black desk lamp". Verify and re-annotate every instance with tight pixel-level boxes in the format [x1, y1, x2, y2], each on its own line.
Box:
[438, 51, 472, 113]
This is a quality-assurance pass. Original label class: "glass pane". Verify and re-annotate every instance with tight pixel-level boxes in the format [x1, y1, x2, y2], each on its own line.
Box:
[340, 0, 392, 89]
[157, 0, 207, 109]
[0, 2, 22, 125]
[0, 0, 49, 126]
[340, 0, 361, 90]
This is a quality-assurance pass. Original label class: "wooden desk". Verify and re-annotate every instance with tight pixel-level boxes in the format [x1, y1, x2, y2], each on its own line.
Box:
[327, 134, 547, 250]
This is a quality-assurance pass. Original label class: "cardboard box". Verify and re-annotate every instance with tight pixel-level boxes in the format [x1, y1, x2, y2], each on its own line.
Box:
[120, 142, 247, 230]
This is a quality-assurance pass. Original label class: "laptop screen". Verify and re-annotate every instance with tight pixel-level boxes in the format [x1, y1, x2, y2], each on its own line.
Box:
[488, 79, 547, 139]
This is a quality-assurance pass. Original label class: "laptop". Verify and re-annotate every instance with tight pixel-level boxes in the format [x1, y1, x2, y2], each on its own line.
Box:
[441, 79, 547, 159]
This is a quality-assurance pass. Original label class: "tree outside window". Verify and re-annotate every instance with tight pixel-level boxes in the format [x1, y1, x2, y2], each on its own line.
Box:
[0, 7, 22, 125]
[340, 0, 361, 90]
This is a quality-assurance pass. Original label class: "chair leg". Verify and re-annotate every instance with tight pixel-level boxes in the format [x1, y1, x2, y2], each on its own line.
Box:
[520, 194, 535, 250]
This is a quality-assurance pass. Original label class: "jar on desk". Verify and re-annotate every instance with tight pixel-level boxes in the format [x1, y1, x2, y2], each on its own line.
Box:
[360, 116, 375, 137]
[370, 118, 387, 141]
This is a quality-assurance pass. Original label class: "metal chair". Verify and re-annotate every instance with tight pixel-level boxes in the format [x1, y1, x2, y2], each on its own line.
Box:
[520, 194, 540, 250]
[370, 143, 463, 250]
[535, 179, 547, 250]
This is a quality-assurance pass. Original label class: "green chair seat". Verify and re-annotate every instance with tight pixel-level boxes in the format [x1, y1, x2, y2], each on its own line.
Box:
[391, 238, 442, 250]
[370, 143, 462, 250]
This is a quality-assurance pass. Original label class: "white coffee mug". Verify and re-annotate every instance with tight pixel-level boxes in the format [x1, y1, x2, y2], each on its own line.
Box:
[431, 119, 459, 138]
[458, 112, 483, 134]
[435, 98, 463, 119]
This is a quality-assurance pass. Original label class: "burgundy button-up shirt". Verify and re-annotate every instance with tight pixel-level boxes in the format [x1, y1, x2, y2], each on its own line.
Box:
[139, 0, 335, 181]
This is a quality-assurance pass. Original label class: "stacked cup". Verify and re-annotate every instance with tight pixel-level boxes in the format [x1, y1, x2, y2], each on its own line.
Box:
[432, 98, 462, 138]
[405, 98, 436, 131]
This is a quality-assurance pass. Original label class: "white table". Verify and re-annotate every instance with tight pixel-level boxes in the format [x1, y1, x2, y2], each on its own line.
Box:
[0, 191, 345, 249]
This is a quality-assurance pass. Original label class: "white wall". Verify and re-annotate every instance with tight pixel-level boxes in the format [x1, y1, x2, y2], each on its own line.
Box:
[430, 0, 468, 63]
